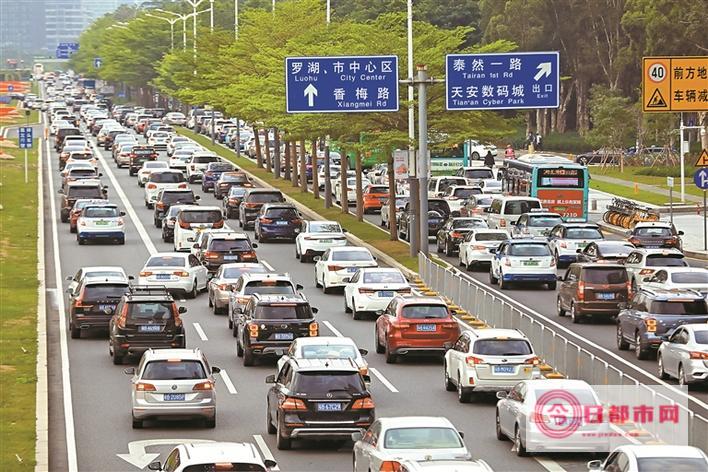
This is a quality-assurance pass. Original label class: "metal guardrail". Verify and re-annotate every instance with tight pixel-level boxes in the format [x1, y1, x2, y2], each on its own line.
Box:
[418, 253, 708, 449]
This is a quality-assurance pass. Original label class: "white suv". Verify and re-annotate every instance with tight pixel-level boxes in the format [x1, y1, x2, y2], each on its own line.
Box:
[186, 152, 220, 183]
[149, 442, 276, 471]
[485, 196, 543, 230]
[172, 206, 225, 252]
[143, 170, 188, 208]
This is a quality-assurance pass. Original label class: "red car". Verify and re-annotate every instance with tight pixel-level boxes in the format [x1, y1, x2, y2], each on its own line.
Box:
[374, 295, 460, 364]
[362, 184, 390, 213]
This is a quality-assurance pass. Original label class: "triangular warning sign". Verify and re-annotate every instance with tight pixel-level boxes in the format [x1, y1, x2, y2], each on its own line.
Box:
[646, 88, 667, 108]
[695, 149, 708, 167]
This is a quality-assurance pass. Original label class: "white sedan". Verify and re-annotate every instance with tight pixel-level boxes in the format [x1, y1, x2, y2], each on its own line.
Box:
[640, 267, 708, 296]
[658, 324, 708, 385]
[314, 247, 378, 294]
[343, 268, 410, 320]
[143, 169, 188, 208]
[137, 161, 170, 187]
[352, 416, 471, 472]
[295, 220, 347, 263]
[138, 252, 209, 299]
[587, 445, 708, 471]
[458, 229, 510, 270]
[277, 336, 368, 375]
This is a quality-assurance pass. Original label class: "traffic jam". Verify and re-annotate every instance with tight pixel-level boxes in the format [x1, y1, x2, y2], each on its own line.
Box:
[40, 72, 708, 472]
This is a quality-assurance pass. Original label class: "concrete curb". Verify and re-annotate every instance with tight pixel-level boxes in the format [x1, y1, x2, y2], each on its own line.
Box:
[597, 221, 708, 260]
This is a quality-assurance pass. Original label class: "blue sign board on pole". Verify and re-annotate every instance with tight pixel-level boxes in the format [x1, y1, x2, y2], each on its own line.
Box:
[285, 55, 399, 113]
[445, 52, 559, 111]
[56, 42, 79, 59]
[694, 168, 708, 190]
[18, 127, 33, 149]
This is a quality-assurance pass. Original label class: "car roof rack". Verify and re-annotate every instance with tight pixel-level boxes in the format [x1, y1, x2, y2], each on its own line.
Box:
[127, 285, 171, 296]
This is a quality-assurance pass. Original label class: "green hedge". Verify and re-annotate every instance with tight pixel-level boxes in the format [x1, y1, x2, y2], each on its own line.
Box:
[636, 166, 699, 177]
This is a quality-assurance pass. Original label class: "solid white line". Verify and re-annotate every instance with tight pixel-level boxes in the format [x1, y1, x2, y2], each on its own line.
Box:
[253, 435, 280, 471]
[321, 320, 343, 337]
[369, 367, 399, 393]
[260, 259, 274, 271]
[86, 138, 157, 255]
[534, 457, 568, 472]
[192, 322, 208, 341]
[219, 370, 238, 395]
[45, 124, 79, 472]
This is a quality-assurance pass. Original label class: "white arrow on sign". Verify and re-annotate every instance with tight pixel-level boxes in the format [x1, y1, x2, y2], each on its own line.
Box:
[117, 439, 214, 469]
[304, 83, 318, 107]
[534, 62, 552, 81]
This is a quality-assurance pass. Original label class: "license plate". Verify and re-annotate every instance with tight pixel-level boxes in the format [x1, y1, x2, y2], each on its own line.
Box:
[523, 260, 539, 266]
[596, 292, 616, 300]
[224, 255, 239, 261]
[494, 365, 515, 374]
[163, 393, 185, 401]
[416, 324, 436, 332]
[379, 291, 394, 297]
[274, 332, 294, 341]
[347, 267, 358, 273]
[276, 221, 288, 225]
[156, 274, 171, 280]
[96, 220, 109, 226]
[646, 245, 659, 249]
[138, 325, 162, 333]
[316, 402, 342, 412]
[98, 304, 115, 312]
[319, 239, 332, 243]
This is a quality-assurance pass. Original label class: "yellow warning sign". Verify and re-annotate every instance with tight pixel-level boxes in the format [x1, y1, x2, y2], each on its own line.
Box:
[695, 149, 708, 167]
[643, 56, 708, 112]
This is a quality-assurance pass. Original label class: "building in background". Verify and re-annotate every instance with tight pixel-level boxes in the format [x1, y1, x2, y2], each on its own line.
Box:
[0, 0, 47, 63]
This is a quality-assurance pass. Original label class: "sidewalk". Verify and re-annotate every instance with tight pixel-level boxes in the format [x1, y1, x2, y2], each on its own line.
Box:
[591, 174, 704, 204]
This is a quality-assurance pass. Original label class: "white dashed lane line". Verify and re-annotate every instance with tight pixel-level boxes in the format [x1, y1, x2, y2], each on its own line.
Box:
[321, 320, 343, 337]
[253, 435, 279, 471]
[219, 370, 238, 395]
[192, 322, 208, 341]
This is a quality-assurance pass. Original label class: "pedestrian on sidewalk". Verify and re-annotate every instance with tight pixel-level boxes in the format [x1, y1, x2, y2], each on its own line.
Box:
[484, 151, 496, 169]
[535, 132, 543, 151]
[504, 144, 515, 160]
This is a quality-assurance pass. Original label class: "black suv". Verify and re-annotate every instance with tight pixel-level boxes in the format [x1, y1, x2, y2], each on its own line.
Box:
[238, 189, 286, 229]
[236, 294, 318, 366]
[108, 286, 187, 364]
[68, 277, 130, 339]
[196, 231, 258, 272]
[265, 358, 375, 450]
[153, 188, 200, 228]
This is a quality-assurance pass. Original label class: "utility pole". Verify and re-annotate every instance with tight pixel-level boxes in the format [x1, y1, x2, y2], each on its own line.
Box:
[406, 0, 418, 257]
[324, 137, 332, 207]
[234, 0, 239, 40]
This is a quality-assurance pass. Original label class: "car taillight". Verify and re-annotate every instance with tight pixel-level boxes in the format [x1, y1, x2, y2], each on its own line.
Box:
[204, 251, 219, 259]
[117, 217, 124, 225]
[379, 461, 402, 472]
[577, 280, 585, 301]
[626, 281, 632, 298]
[328, 265, 344, 271]
[218, 283, 230, 291]
[173, 270, 189, 277]
[156, 202, 166, 210]
[242, 251, 257, 260]
[504, 258, 511, 267]
[351, 397, 375, 409]
[212, 220, 224, 229]
[280, 397, 307, 410]
[139, 271, 153, 277]
[639, 269, 654, 276]
[178, 183, 187, 189]
[645, 318, 657, 332]
[392, 320, 410, 329]
[193, 381, 214, 391]
[499, 219, 506, 227]
[260, 217, 273, 224]
[550, 257, 556, 267]
[309, 321, 318, 336]
[473, 244, 487, 250]
[358, 287, 376, 294]
[228, 198, 239, 204]
[191, 165, 196, 170]
[465, 356, 484, 366]
[689, 351, 708, 360]
[560, 241, 567, 248]
[450, 231, 463, 239]
[397, 287, 412, 293]
[628, 237, 640, 245]
[359, 366, 369, 376]
[178, 220, 190, 229]
[525, 356, 540, 365]
[248, 323, 259, 337]
[292, 219, 302, 225]
[244, 202, 259, 208]
[135, 382, 156, 392]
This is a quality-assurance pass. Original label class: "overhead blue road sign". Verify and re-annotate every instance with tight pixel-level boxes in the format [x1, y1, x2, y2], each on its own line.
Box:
[94, 57, 102, 69]
[445, 52, 559, 111]
[56, 49, 70, 59]
[285, 55, 399, 113]
[18, 127, 33, 149]
[694, 168, 708, 190]
[56, 42, 79, 59]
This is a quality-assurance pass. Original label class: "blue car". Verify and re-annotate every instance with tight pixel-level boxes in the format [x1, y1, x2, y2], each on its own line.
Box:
[201, 162, 236, 192]
[254, 203, 302, 242]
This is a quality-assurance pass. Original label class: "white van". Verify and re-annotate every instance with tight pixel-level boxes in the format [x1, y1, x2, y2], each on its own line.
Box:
[427, 176, 468, 198]
[486, 196, 543, 229]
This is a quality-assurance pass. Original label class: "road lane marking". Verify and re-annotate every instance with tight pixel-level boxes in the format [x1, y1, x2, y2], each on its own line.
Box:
[45, 130, 79, 472]
[86, 138, 157, 255]
[253, 435, 280, 471]
[219, 370, 238, 395]
[369, 368, 399, 393]
[192, 322, 208, 341]
[322, 320, 343, 337]
[261, 259, 274, 271]
[534, 457, 568, 472]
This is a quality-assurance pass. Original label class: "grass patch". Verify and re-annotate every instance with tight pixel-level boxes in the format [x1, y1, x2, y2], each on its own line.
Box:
[590, 180, 669, 206]
[591, 166, 704, 199]
[178, 129, 419, 271]
[0, 138, 39, 470]
[1, 100, 38, 128]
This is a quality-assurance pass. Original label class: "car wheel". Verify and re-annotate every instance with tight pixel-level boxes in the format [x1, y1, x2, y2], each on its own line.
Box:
[276, 416, 291, 450]
[471, 151, 480, 160]
[77, 237, 85, 246]
[322, 277, 332, 294]
[547, 281, 556, 290]
[514, 425, 527, 456]
[266, 407, 276, 434]
[208, 295, 213, 308]
[295, 245, 300, 259]
[457, 374, 471, 403]
[352, 305, 363, 321]
[70, 225, 76, 234]
[635, 332, 649, 360]
[489, 268, 498, 285]
[631, 277, 638, 293]
[70, 322, 80, 339]
[557, 297, 566, 317]
[154, 218, 162, 228]
[657, 354, 669, 380]
[188, 175, 195, 184]
[344, 297, 352, 314]
[444, 363, 455, 392]
[384, 339, 397, 364]
[118, 237, 125, 245]
[496, 410, 506, 440]
[436, 239, 443, 254]
[444, 240, 454, 257]
[375, 328, 385, 354]
[204, 416, 216, 429]
[315, 270, 322, 288]
[243, 346, 255, 366]
[112, 347, 124, 365]
[616, 326, 629, 350]
[131, 416, 143, 429]
[499, 276, 508, 290]
[570, 303, 581, 324]
[236, 335, 244, 356]
[678, 364, 687, 386]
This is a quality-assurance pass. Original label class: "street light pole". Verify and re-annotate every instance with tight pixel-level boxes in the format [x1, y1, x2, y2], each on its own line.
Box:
[145, 13, 177, 50]
[326, 0, 330, 23]
[210, 0, 214, 32]
[406, 0, 418, 256]
[234, 0, 239, 40]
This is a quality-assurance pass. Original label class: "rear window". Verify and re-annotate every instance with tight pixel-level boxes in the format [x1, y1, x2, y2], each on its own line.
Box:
[581, 268, 628, 284]
[194, 155, 218, 163]
[509, 244, 550, 257]
[301, 344, 358, 359]
[254, 303, 312, 319]
[452, 188, 478, 198]
[146, 256, 185, 267]
[162, 192, 195, 204]
[265, 208, 298, 219]
[84, 207, 119, 218]
[368, 186, 388, 194]
[132, 148, 154, 155]
[244, 281, 294, 296]
[363, 271, 406, 284]
[401, 304, 449, 319]
[309, 222, 341, 233]
[223, 266, 268, 279]
[179, 210, 222, 224]
[221, 173, 248, 183]
[127, 302, 173, 321]
[635, 227, 672, 237]
[209, 239, 251, 252]
[651, 300, 707, 315]
[646, 255, 688, 267]
[150, 172, 185, 183]
[331, 250, 373, 262]
[70, 169, 96, 177]
[464, 169, 494, 179]
[476, 232, 508, 242]
[248, 192, 283, 203]
[68, 186, 103, 198]
[473, 339, 533, 356]
[671, 272, 708, 284]
[565, 228, 603, 239]
[528, 216, 563, 227]
[504, 200, 541, 215]
[452, 219, 486, 229]
[83, 284, 128, 300]
[636, 457, 708, 472]
[227, 187, 247, 197]
[383, 427, 462, 450]
[291, 372, 365, 395]
[142, 360, 206, 380]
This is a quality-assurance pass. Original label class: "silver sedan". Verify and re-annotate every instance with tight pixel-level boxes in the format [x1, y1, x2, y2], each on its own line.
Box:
[207, 262, 268, 315]
[658, 323, 708, 385]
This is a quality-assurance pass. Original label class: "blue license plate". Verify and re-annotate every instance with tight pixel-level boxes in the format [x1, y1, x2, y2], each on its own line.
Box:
[224, 255, 239, 261]
[494, 365, 515, 374]
[98, 304, 115, 312]
[276, 221, 288, 225]
[347, 267, 358, 273]
[416, 324, 436, 332]
[274, 332, 294, 341]
[163, 393, 185, 401]
[138, 325, 162, 333]
[316, 402, 342, 412]
[596, 292, 616, 300]
[156, 274, 171, 280]
[379, 291, 394, 297]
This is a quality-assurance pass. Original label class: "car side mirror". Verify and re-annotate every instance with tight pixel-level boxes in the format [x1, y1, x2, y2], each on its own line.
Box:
[296, 284, 303, 291]
[65, 287, 73, 294]
[120, 211, 126, 216]
[195, 195, 201, 200]
[443, 342, 453, 351]
[642, 276, 651, 282]
[313, 256, 322, 262]
[351, 432, 363, 442]
[342, 228, 348, 233]
[557, 275, 563, 281]
[359, 348, 368, 356]
[65, 275, 73, 281]
[265, 374, 275, 384]
[678, 231, 684, 236]
[58, 189, 64, 194]
[483, 207, 490, 213]
[124, 368, 135, 375]
[496, 391, 508, 399]
[211, 366, 221, 374]
[586, 460, 602, 471]
[98, 173, 103, 177]
[192, 243, 199, 249]
[342, 277, 351, 284]
[251, 243, 258, 248]
[488, 248, 497, 254]
[187, 237, 195, 242]
[375, 310, 384, 317]
[147, 461, 162, 471]
[362, 374, 371, 383]
[575, 248, 582, 253]
[264, 459, 277, 469]
[458, 431, 464, 439]
[128, 275, 135, 280]
[178, 306, 187, 314]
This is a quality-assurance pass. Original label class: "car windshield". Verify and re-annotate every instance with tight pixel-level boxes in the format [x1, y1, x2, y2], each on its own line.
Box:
[453, 219, 486, 229]
[142, 360, 206, 380]
[265, 208, 298, 219]
[646, 255, 687, 267]
[401, 304, 449, 319]
[635, 457, 708, 471]
[505, 200, 541, 215]
[150, 173, 185, 183]
[651, 300, 708, 315]
[452, 188, 478, 198]
[383, 427, 462, 450]
[248, 192, 282, 203]
[127, 302, 173, 321]
[473, 339, 533, 356]
[84, 207, 119, 218]
[179, 210, 222, 224]
[464, 169, 494, 179]
[209, 239, 251, 251]
[528, 216, 563, 227]
[291, 372, 365, 395]
[671, 272, 708, 284]
[254, 303, 312, 319]
[363, 271, 405, 284]
[565, 228, 602, 239]
[476, 232, 508, 242]
[582, 268, 628, 284]
[331, 250, 373, 262]
[635, 227, 673, 237]
[509, 244, 550, 257]
[222, 266, 267, 279]
[309, 222, 341, 233]
[146, 256, 185, 267]
[243, 281, 294, 295]
[301, 344, 358, 359]
[68, 187, 103, 198]
[83, 284, 128, 300]
[162, 192, 195, 204]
